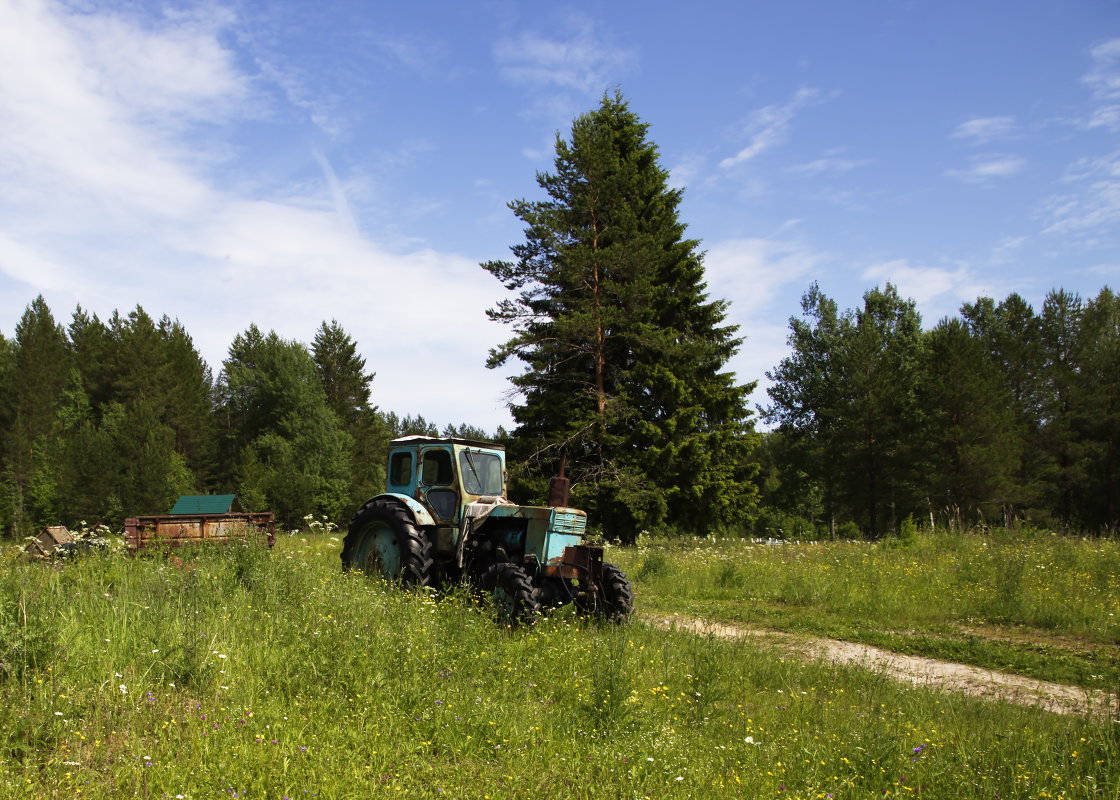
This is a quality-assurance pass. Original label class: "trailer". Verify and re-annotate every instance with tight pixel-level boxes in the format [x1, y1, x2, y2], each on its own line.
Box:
[123, 512, 275, 551]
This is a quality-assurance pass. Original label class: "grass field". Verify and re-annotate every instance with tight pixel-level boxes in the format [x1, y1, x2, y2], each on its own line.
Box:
[0, 530, 1115, 799]
[609, 530, 1120, 691]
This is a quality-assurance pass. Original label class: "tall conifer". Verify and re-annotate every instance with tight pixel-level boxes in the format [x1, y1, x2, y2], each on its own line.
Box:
[483, 91, 756, 540]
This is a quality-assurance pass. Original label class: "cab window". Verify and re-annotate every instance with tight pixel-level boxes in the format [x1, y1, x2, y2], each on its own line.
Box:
[421, 450, 453, 485]
[388, 452, 413, 487]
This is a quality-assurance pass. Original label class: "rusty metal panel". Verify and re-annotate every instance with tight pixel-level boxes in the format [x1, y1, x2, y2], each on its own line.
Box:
[124, 512, 276, 552]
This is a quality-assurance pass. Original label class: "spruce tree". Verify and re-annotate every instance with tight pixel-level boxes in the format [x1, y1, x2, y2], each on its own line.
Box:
[218, 327, 351, 524]
[4, 297, 71, 533]
[483, 91, 756, 540]
[311, 320, 391, 515]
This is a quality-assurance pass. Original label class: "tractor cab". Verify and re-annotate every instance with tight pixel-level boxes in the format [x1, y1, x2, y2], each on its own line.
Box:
[385, 436, 506, 522]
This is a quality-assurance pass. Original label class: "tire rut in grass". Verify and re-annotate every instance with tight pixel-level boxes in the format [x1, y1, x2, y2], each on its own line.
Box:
[644, 613, 1117, 718]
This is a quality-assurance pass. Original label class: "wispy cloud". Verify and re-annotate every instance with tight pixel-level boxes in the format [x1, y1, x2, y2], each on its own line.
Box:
[951, 116, 1017, 144]
[719, 87, 821, 169]
[860, 260, 994, 319]
[494, 14, 634, 95]
[786, 155, 869, 175]
[0, 0, 512, 428]
[946, 154, 1026, 183]
[1082, 38, 1120, 131]
[989, 236, 1028, 265]
[1042, 150, 1120, 236]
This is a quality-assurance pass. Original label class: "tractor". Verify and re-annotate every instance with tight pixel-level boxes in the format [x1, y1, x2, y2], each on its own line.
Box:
[340, 436, 633, 624]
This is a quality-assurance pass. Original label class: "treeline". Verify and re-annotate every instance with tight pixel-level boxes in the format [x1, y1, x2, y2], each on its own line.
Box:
[0, 297, 489, 536]
[761, 283, 1120, 537]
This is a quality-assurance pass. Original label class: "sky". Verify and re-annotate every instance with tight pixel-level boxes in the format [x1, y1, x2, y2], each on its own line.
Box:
[0, 0, 1117, 433]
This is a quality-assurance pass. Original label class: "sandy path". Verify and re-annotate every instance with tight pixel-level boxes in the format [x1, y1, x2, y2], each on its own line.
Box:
[646, 614, 1117, 718]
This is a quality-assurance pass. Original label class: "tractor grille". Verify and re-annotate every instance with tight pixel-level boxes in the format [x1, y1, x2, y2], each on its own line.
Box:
[551, 509, 586, 536]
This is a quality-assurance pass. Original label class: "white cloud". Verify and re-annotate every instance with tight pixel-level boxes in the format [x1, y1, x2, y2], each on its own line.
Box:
[705, 238, 826, 317]
[1082, 38, 1120, 131]
[0, 0, 513, 430]
[950, 116, 1016, 144]
[860, 260, 993, 319]
[727, 321, 796, 421]
[946, 154, 1026, 183]
[701, 237, 829, 418]
[719, 87, 821, 169]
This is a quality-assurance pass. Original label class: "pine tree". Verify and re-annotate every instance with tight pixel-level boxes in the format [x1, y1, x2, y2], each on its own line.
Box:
[1037, 290, 1086, 526]
[960, 293, 1044, 516]
[483, 91, 757, 540]
[1078, 289, 1120, 529]
[918, 317, 1020, 527]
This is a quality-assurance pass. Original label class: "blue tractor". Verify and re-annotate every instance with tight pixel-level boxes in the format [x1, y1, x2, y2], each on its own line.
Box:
[340, 436, 633, 624]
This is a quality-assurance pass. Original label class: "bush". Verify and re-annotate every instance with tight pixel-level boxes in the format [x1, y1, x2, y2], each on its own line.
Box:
[836, 520, 861, 540]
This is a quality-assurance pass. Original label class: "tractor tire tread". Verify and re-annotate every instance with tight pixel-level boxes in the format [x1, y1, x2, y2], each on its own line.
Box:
[481, 562, 541, 626]
[341, 498, 432, 587]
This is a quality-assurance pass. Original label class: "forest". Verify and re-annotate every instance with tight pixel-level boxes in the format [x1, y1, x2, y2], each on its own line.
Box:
[0, 281, 1115, 541]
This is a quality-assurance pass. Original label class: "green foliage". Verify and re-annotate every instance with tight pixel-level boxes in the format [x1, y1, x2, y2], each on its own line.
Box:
[765, 282, 1120, 536]
[218, 326, 352, 525]
[484, 91, 758, 541]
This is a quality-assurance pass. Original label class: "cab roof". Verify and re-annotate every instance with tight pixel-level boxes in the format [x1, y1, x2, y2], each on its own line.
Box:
[391, 435, 505, 451]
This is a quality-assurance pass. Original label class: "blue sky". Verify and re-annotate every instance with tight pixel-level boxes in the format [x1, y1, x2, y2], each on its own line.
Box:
[0, 0, 1117, 432]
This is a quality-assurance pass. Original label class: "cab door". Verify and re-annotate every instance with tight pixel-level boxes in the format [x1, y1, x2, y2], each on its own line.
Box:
[418, 447, 459, 522]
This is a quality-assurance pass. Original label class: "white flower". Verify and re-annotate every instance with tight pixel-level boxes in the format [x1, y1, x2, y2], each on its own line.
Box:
[118, 684, 128, 694]
[745, 736, 759, 745]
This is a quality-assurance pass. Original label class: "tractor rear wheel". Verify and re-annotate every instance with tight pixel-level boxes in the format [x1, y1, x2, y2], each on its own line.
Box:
[341, 499, 432, 587]
[597, 562, 634, 622]
[481, 563, 541, 626]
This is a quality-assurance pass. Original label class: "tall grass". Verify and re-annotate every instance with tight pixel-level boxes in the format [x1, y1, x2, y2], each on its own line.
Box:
[0, 533, 1114, 799]
[610, 528, 1120, 688]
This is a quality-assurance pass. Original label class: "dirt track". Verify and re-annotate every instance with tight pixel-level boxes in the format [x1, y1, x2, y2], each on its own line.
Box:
[646, 614, 1118, 718]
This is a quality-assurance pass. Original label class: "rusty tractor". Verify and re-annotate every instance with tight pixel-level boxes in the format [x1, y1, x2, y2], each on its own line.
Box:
[340, 436, 633, 624]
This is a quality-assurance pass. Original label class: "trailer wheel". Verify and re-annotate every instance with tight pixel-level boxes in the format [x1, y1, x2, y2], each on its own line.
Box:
[597, 562, 634, 622]
[481, 563, 541, 626]
[341, 499, 432, 587]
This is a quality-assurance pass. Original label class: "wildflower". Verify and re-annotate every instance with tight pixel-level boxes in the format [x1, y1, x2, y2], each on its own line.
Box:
[118, 684, 128, 694]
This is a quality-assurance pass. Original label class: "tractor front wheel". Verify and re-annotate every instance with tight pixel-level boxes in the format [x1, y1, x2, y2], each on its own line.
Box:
[481, 563, 541, 626]
[341, 499, 432, 587]
[597, 562, 634, 622]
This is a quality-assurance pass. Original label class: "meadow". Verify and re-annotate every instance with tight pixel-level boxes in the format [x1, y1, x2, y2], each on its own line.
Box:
[609, 530, 1120, 691]
[0, 530, 1115, 799]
